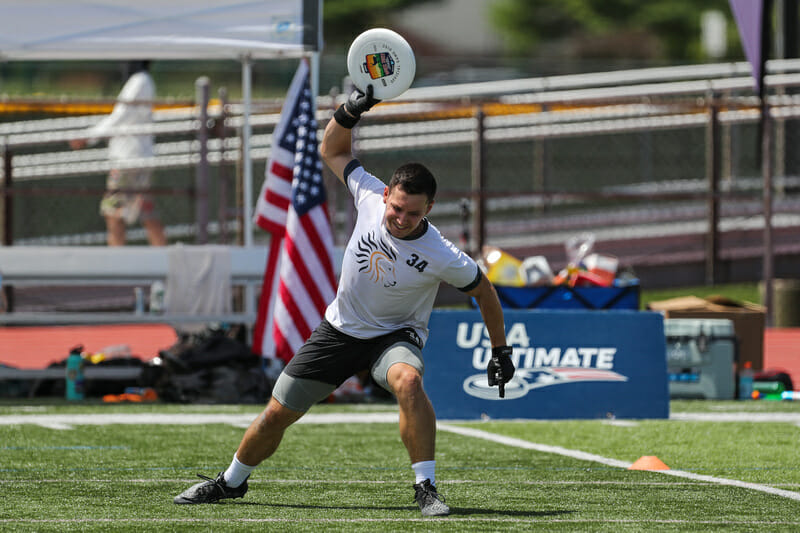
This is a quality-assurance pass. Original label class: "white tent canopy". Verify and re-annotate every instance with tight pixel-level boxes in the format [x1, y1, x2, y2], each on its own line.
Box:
[0, 0, 322, 246]
[0, 0, 320, 60]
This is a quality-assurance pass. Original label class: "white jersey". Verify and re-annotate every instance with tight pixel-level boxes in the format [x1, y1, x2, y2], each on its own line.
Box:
[325, 163, 480, 345]
[87, 71, 155, 162]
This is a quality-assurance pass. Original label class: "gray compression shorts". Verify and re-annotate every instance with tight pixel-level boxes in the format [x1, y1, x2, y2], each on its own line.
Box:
[272, 320, 424, 413]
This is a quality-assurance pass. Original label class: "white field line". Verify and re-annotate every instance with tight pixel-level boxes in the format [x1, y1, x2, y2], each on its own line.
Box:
[7, 478, 780, 486]
[438, 424, 800, 502]
[439, 423, 633, 467]
[1, 518, 800, 526]
[0, 412, 399, 429]
[3, 410, 800, 428]
[670, 412, 800, 423]
[3, 410, 800, 502]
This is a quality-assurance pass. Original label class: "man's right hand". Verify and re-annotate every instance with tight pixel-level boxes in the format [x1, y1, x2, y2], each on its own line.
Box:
[344, 85, 380, 118]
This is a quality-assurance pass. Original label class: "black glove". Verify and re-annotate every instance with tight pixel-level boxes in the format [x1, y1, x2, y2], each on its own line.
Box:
[487, 346, 515, 398]
[334, 85, 381, 129]
[345, 84, 381, 117]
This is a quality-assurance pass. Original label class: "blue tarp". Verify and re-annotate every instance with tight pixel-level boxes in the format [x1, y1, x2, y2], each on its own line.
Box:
[492, 284, 640, 310]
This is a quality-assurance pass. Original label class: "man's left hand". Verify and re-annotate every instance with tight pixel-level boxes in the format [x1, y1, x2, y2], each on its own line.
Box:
[487, 346, 515, 398]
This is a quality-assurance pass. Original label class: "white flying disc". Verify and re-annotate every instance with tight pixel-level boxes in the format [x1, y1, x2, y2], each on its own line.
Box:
[347, 28, 416, 100]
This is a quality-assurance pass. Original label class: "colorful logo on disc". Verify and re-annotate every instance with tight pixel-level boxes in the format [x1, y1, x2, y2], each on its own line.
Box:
[362, 52, 395, 80]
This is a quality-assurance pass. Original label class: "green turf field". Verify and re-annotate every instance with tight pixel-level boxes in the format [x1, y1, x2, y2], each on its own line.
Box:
[1, 400, 799, 532]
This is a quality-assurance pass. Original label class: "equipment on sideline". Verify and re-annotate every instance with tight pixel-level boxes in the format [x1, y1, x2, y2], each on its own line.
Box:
[347, 28, 415, 100]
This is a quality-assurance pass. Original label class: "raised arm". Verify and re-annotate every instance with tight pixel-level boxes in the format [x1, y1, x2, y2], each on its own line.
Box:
[320, 110, 354, 184]
[319, 85, 380, 184]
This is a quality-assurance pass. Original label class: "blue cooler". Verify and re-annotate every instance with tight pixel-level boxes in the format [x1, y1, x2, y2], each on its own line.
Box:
[665, 318, 736, 399]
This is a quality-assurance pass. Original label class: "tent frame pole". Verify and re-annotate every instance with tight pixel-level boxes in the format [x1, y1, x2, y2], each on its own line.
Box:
[241, 53, 254, 248]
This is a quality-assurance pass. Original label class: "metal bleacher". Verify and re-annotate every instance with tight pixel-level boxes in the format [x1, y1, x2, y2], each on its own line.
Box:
[0, 245, 267, 326]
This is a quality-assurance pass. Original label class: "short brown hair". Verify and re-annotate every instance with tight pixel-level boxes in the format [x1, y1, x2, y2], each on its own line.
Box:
[389, 162, 437, 203]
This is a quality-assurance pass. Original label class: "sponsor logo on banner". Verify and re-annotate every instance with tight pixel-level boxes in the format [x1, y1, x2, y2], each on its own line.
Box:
[456, 322, 630, 400]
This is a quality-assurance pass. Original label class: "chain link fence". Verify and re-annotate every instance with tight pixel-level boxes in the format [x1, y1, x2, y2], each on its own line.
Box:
[350, 97, 800, 284]
[2, 63, 800, 291]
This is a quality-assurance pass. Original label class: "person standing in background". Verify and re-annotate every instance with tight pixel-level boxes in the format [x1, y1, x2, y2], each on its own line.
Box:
[71, 60, 166, 246]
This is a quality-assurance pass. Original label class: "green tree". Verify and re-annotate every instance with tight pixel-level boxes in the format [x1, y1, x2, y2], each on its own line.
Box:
[324, 0, 443, 51]
[491, 0, 738, 62]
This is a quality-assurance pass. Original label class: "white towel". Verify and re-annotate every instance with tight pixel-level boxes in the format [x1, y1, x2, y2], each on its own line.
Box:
[165, 245, 232, 324]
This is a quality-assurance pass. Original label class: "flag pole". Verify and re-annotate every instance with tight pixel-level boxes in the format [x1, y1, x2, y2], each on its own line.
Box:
[310, 51, 320, 114]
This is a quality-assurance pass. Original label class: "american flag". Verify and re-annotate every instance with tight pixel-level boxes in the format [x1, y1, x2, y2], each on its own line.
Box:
[253, 60, 337, 363]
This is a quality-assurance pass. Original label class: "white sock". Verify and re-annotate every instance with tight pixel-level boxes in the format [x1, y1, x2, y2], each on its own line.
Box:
[412, 460, 436, 485]
[223, 453, 256, 488]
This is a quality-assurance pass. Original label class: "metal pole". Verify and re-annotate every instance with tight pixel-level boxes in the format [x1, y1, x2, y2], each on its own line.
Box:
[762, 97, 775, 327]
[533, 104, 548, 215]
[217, 88, 229, 245]
[235, 131, 244, 246]
[785, 0, 799, 58]
[706, 94, 720, 285]
[761, 0, 775, 327]
[2, 142, 11, 247]
[471, 106, 486, 258]
[195, 76, 210, 244]
[241, 54, 254, 248]
[2, 142, 14, 311]
[240, 55, 255, 324]
[310, 52, 320, 113]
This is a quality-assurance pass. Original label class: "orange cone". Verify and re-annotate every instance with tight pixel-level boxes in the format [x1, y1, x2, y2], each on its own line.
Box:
[628, 456, 670, 470]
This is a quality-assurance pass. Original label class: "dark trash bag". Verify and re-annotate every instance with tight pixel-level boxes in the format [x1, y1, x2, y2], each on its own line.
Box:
[163, 334, 259, 371]
[151, 328, 272, 404]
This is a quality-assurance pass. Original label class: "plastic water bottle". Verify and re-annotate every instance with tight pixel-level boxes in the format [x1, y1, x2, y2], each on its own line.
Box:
[134, 287, 145, 315]
[738, 361, 754, 400]
[149, 281, 165, 314]
[65, 346, 85, 401]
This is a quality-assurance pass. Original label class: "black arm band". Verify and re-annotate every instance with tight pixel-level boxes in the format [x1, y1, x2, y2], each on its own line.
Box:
[458, 268, 482, 293]
[334, 105, 360, 129]
[492, 346, 512, 358]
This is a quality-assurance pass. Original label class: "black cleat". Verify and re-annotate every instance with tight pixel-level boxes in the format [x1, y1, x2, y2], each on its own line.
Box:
[413, 479, 450, 516]
[173, 472, 248, 504]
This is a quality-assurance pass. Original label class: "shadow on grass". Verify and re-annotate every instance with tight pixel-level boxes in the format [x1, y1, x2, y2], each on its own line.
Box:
[228, 501, 413, 512]
[227, 501, 573, 518]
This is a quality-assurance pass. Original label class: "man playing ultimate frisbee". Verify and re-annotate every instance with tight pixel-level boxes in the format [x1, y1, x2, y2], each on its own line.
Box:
[174, 86, 515, 516]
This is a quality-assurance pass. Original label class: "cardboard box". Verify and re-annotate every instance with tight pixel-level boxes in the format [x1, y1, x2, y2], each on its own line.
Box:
[648, 295, 765, 370]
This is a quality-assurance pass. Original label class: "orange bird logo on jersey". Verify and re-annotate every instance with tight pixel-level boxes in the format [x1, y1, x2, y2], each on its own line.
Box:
[355, 232, 397, 287]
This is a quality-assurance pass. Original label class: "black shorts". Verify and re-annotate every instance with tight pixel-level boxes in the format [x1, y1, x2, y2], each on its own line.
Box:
[283, 319, 423, 387]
